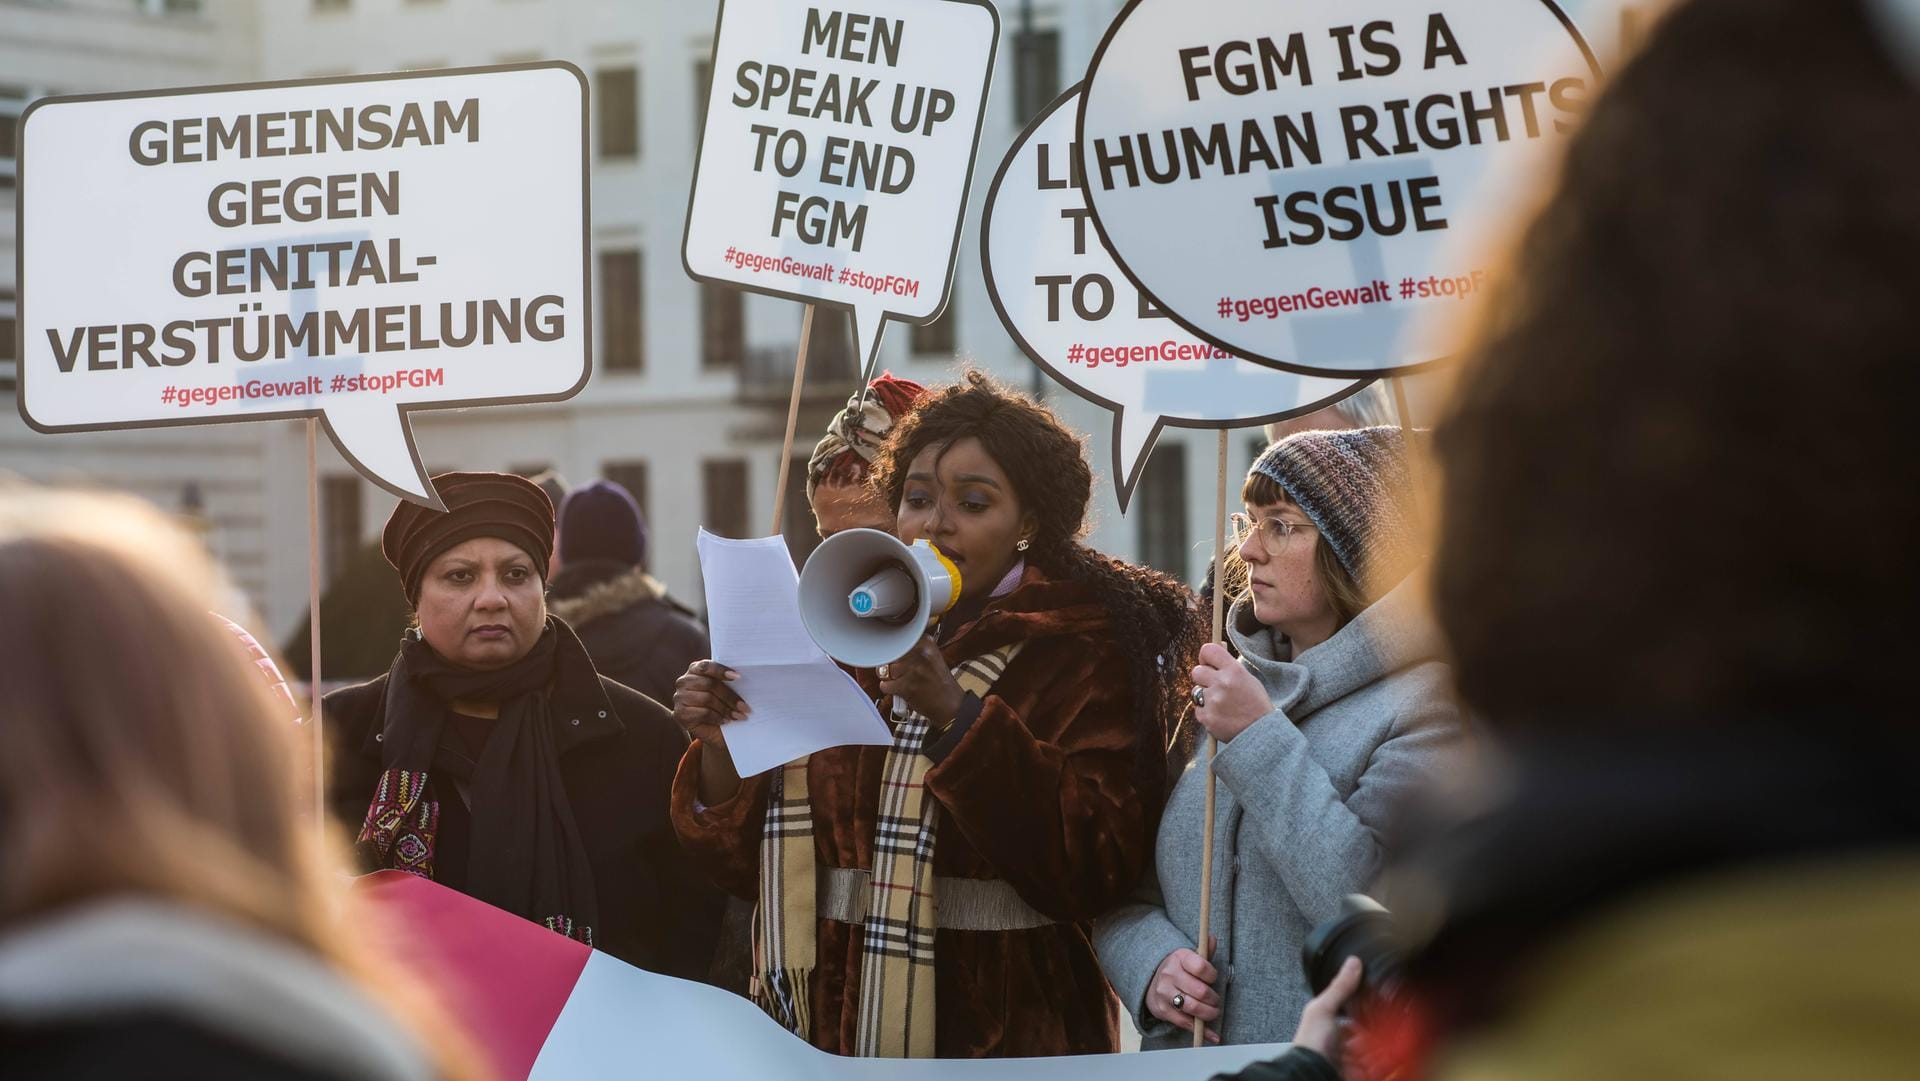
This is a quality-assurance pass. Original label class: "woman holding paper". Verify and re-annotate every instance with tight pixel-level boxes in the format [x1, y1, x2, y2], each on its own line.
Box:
[671, 371, 1203, 1057]
[324, 471, 720, 979]
[1093, 428, 1466, 1048]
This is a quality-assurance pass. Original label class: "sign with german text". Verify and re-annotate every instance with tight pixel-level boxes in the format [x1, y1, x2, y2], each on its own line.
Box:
[16, 64, 590, 509]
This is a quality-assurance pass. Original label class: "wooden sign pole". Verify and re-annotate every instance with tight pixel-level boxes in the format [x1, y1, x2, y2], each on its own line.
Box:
[1193, 429, 1229, 1047]
[769, 304, 818, 537]
[306, 419, 325, 829]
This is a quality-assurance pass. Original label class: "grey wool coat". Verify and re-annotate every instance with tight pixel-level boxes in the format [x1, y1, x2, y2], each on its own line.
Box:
[1094, 578, 1466, 1048]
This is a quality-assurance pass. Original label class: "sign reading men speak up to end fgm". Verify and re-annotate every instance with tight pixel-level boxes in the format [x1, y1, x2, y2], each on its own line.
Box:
[683, 0, 998, 379]
[16, 64, 590, 508]
[1078, 1, 1597, 377]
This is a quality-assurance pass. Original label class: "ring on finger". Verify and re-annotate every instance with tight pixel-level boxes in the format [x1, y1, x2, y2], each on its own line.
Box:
[878, 663, 891, 680]
[1171, 992, 1186, 1012]
[1190, 686, 1205, 709]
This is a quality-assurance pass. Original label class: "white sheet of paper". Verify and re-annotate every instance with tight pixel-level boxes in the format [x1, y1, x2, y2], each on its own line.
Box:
[696, 530, 891, 778]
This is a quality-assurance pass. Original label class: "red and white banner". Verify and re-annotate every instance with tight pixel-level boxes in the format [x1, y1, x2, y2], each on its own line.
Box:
[359, 871, 1288, 1080]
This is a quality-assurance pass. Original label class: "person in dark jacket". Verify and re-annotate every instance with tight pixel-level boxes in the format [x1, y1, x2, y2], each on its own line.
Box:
[547, 479, 709, 708]
[325, 472, 720, 980]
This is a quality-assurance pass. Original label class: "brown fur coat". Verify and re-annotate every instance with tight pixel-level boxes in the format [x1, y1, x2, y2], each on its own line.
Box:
[671, 565, 1166, 1057]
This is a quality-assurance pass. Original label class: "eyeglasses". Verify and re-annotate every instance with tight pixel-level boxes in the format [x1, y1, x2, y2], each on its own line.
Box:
[1230, 512, 1316, 556]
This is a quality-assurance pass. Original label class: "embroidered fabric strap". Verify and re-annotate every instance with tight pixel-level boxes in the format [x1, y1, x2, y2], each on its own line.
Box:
[751, 642, 1024, 1058]
[357, 768, 439, 878]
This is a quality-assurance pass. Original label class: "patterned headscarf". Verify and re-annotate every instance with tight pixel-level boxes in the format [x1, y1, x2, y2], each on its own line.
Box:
[805, 373, 927, 498]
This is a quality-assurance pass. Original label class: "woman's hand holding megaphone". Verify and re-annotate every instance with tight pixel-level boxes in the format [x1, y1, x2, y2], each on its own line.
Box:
[673, 659, 748, 803]
[876, 634, 965, 731]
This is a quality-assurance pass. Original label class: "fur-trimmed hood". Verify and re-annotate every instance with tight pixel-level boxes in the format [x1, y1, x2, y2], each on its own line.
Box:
[548, 561, 690, 629]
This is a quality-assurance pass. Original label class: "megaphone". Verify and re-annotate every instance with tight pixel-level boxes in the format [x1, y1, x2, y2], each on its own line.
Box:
[798, 528, 962, 668]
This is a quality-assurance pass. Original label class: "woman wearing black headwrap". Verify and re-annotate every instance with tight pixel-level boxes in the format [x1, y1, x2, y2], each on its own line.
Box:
[324, 472, 720, 978]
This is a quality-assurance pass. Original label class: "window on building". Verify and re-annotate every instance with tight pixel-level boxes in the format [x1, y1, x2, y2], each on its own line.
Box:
[601, 249, 644, 373]
[1010, 27, 1062, 124]
[0, 315, 15, 364]
[703, 460, 749, 540]
[1136, 443, 1189, 579]
[0, 109, 18, 190]
[910, 297, 957, 357]
[808, 308, 855, 377]
[321, 475, 363, 587]
[692, 58, 713, 134]
[312, 0, 349, 13]
[602, 461, 650, 527]
[701, 283, 744, 369]
[598, 66, 640, 161]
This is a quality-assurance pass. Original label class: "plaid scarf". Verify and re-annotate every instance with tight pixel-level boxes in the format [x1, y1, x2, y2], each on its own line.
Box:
[752, 642, 1024, 1057]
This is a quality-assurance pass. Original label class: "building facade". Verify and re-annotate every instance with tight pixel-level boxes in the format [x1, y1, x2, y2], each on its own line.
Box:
[3, 0, 1646, 650]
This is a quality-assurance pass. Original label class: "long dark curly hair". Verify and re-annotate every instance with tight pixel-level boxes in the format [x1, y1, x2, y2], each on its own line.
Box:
[871, 370, 1205, 775]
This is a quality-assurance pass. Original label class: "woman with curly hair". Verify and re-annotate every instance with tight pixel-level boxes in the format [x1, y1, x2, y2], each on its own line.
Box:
[670, 370, 1202, 1058]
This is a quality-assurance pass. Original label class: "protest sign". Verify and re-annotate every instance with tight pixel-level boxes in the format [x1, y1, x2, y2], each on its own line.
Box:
[1076, 1, 1597, 377]
[15, 63, 591, 509]
[683, 0, 998, 383]
[982, 85, 1368, 511]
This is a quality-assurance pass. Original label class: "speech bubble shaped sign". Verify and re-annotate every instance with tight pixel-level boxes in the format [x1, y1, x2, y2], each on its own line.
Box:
[1077, 1, 1596, 377]
[983, 86, 1369, 511]
[683, 0, 997, 381]
[16, 64, 590, 509]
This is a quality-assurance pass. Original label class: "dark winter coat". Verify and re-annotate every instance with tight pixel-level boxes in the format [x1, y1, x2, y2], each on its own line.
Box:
[325, 646, 721, 980]
[547, 560, 710, 708]
[672, 564, 1168, 1058]
[0, 901, 436, 1081]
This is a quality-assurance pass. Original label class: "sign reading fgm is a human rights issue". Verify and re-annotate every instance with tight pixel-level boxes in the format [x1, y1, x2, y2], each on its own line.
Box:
[16, 64, 590, 508]
[683, 0, 998, 380]
[1077, 1, 1598, 378]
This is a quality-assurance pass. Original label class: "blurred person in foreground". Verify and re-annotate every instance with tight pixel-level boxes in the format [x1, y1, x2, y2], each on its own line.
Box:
[1096, 428, 1465, 1049]
[326, 472, 719, 979]
[1220, 1, 1920, 1078]
[547, 479, 708, 708]
[671, 371, 1204, 1056]
[0, 487, 478, 1081]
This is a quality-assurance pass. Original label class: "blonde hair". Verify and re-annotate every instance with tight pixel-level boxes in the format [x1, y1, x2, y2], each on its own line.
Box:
[0, 486, 484, 1081]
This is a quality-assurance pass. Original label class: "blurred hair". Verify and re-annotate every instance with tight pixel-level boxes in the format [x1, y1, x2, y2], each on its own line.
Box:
[0, 487, 483, 1080]
[1433, 0, 1920, 724]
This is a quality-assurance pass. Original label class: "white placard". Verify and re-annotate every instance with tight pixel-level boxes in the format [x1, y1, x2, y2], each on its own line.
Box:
[982, 85, 1369, 510]
[1077, 1, 1597, 377]
[683, 0, 998, 379]
[16, 64, 590, 509]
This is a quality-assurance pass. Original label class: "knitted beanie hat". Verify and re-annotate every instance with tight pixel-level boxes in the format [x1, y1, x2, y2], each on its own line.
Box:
[381, 472, 555, 604]
[558, 479, 648, 569]
[1249, 426, 1418, 588]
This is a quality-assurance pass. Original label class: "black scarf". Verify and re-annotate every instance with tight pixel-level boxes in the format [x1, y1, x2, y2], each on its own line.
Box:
[357, 618, 603, 946]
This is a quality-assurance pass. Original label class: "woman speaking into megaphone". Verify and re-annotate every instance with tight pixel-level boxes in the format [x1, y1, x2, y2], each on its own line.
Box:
[668, 370, 1203, 1059]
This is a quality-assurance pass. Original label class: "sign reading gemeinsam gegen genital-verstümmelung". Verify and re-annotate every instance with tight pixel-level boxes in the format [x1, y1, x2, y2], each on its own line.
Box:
[16, 64, 590, 509]
[683, 0, 998, 381]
